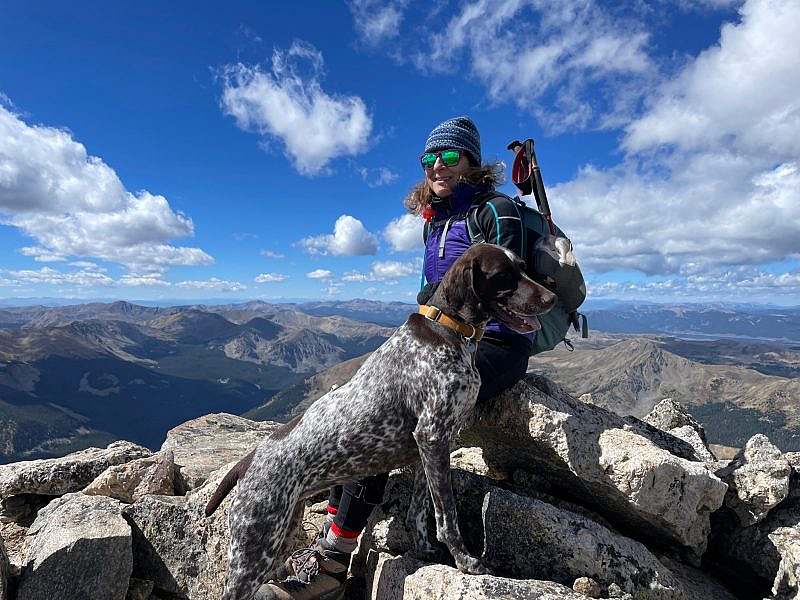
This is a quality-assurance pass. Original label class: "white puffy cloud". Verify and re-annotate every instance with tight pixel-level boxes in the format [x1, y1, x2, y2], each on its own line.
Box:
[255, 273, 288, 283]
[0, 105, 213, 273]
[418, 0, 656, 131]
[299, 215, 378, 256]
[69, 261, 101, 270]
[260, 250, 285, 259]
[20, 247, 67, 262]
[220, 41, 373, 176]
[324, 281, 344, 296]
[384, 213, 422, 252]
[307, 269, 333, 279]
[348, 0, 408, 45]
[589, 266, 800, 301]
[342, 271, 370, 282]
[0, 268, 250, 291]
[549, 0, 800, 287]
[552, 159, 800, 275]
[624, 0, 800, 156]
[175, 278, 247, 292]
[341, 257, 422, 283]
[357, 166, 399, 188]
[371, 259, 420, 280]
[3, 266, 114, 287]
[119, 274, 171, 287]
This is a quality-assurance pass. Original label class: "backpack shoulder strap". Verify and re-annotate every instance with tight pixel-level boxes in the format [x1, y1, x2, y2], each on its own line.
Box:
[468, 192, 527, 261]
[466, 205, 485, 244]
[466, 190, 511, 244]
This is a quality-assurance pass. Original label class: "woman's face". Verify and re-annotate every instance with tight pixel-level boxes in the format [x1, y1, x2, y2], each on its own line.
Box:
[425, 151, 471, 197]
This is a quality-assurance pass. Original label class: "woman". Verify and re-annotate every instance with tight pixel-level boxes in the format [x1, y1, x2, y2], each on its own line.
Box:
[257, 116, 534, 600]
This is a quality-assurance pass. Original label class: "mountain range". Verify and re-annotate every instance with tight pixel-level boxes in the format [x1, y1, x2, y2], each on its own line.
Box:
[0, 298, 798, 462]
[0, 301, 392, 462]
[585, 303, 800, 342]
[533, 334, 800, 449]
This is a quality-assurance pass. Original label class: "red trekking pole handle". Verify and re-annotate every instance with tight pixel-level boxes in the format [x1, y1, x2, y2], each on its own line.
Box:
[508, 138, 556, 236]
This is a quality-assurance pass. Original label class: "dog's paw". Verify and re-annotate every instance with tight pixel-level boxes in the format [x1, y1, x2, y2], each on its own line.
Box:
[454, 554, 491, 576]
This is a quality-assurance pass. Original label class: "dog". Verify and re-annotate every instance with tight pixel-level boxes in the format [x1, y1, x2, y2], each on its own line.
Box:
[206, 243, 557, 599]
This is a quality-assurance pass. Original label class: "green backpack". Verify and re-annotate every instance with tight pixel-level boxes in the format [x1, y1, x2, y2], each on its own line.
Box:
[466, 192, 588, 355]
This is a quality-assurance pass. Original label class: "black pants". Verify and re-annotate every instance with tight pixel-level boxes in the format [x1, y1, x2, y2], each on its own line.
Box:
[327, 333, 531, 536]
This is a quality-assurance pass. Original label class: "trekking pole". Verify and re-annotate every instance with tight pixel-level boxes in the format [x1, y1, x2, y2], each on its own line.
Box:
[507, 139, 557, 236]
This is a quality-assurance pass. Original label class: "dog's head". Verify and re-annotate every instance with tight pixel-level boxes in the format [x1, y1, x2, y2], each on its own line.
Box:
[438, 244, 557, 334]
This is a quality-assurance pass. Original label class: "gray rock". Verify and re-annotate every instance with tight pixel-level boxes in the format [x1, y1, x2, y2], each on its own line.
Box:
[0, 494, 50, 524]
[608, 582, 633, 599]
[786, 453, 800, 470]
[16, 493, 132, 600]
[357, 468, 733, 600]
[0, 519, 29, 571]
[160, 413, 279, 490]
[0, 536, 8, 600]
[481, 487, 685, 599]
[769, 526, 800, 599]
[122, 461, 234, 599]
[449, 447, 509, 481]
[364, 550, 425, 600]
[711, 483, 800, 598]
[351, 467, 494, 579]
[350, 469, 416, 579]
[716, 434, 790, 526]
[655, 554, 737, 600]
[644, 398, 709, 445]
[461, 375, 727, 553]
[125, 577, 154, 600]
[573, 576, 602, 597]
[85, 450, 176, 503]
[365, 551, 590, 600]
[669, 425, 715, 463]
[0, 441, 151, 500]
[783, 452, 800, 501]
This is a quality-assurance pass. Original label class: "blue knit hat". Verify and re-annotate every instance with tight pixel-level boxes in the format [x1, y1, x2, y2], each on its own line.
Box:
[423, 116, 481, 167]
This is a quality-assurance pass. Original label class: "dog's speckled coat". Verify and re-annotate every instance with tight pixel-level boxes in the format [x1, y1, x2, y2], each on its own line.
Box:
[209, 244, 556, 600]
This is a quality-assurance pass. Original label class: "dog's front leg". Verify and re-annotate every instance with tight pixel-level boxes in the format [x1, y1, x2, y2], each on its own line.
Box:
[406, 464, 437, 559]
[413, 424, 488, 575]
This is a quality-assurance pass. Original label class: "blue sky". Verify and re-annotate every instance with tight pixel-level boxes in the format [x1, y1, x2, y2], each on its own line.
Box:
[1, 0, 798, 304]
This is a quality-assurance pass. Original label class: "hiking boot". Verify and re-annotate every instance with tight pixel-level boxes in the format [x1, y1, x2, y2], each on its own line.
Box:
[255, 542, 350, 600]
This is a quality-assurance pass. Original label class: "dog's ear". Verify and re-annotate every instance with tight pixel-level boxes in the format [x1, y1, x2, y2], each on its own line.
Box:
[469, 255, 485, 300]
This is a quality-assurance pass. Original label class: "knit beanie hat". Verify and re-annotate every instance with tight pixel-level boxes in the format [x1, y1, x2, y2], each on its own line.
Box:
[423, 116, 482, 166]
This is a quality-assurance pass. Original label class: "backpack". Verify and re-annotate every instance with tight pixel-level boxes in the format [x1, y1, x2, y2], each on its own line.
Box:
[467, 192, 588, 354]
[423, 190, 587, 355]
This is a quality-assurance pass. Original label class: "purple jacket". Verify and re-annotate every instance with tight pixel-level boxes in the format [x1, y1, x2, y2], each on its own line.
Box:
[421, 183, 534, 341]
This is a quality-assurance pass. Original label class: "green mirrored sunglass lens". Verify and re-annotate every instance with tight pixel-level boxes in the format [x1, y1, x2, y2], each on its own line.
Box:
[441, 150, 460, 165]
[421, 153, 437, 168]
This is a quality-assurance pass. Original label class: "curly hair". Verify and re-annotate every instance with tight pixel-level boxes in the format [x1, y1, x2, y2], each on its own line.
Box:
[403, 162, 505, 215]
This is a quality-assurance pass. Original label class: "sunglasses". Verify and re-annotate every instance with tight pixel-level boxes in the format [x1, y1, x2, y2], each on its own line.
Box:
[420, 149, 462, 169]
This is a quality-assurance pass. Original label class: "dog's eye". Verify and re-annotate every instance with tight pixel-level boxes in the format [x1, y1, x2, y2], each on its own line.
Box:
[491, 271, 516, 289]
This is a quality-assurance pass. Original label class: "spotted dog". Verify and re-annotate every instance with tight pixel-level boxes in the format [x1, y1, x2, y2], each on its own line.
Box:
[206, 243, 556, 600]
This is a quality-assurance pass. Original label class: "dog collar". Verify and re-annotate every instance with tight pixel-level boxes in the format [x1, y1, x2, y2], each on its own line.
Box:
[418, 305, 484, 342]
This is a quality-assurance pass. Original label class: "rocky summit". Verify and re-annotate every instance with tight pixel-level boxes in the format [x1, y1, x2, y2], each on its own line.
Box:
[0, 374, 797, 600]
